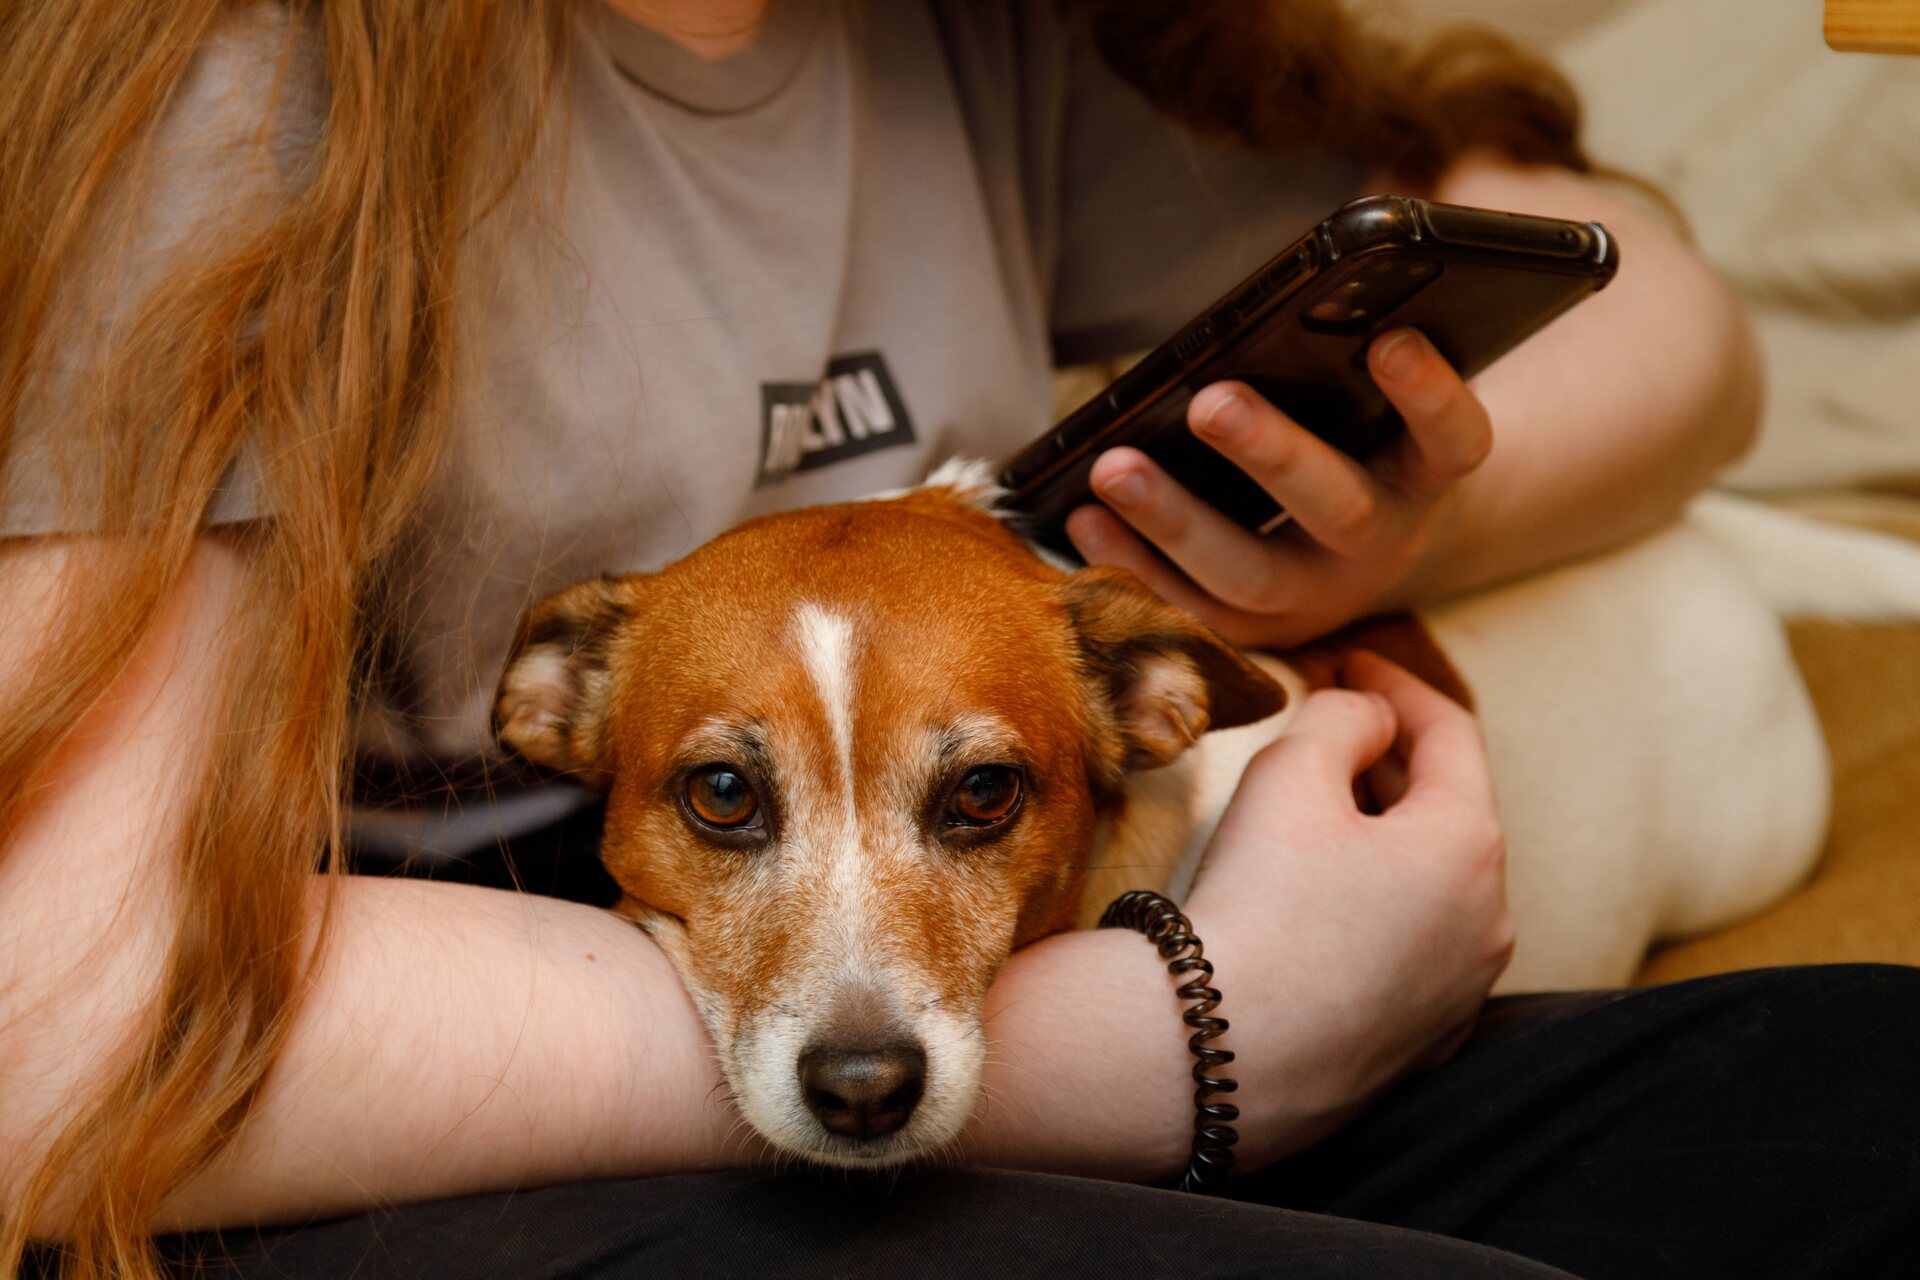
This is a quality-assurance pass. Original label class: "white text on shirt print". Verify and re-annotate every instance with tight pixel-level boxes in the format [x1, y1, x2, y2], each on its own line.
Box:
[757, 350, 917, 486]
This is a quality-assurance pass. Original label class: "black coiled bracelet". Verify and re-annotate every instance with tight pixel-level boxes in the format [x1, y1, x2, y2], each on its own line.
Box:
[1098, 889, 1238, 1193]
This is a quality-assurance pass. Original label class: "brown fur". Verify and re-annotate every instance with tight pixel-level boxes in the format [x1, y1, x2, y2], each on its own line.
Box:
[1289, 613, 1475, 711]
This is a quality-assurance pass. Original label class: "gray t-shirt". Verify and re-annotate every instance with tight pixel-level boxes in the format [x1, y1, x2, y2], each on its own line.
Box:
[5, 1, 1359, 855]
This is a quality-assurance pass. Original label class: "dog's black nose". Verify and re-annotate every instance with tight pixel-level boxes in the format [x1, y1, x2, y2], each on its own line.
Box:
[798, 1042, 926, 1139]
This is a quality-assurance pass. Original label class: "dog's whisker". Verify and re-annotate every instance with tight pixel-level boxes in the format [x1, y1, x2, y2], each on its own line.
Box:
[922, 1130, 968, 1171]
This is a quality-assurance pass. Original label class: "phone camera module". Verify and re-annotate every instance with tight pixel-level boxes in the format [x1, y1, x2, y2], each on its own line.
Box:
[1301, 256, 1442, 332]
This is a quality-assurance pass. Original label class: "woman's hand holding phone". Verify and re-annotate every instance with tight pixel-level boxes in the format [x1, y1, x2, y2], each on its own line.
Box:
[1063, 327, 1493, 649]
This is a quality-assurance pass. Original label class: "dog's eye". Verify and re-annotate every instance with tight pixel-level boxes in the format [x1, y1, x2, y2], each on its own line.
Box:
[685, 766, 760, 830]
[946, 766, 1022, 827]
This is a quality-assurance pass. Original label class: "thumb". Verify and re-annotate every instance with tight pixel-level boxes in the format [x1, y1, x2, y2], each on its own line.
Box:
[1247, 687, 1399, 795]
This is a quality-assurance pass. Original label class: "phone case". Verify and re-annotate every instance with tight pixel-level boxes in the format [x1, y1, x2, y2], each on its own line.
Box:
[1000, 196, 1619, 553]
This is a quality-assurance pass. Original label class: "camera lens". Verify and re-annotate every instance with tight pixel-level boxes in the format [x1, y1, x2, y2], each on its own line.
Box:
[1300, 257, 1443, 332]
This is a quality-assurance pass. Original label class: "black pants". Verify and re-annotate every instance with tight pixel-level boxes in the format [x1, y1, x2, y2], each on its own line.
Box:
[134, 963, 1920, 1280]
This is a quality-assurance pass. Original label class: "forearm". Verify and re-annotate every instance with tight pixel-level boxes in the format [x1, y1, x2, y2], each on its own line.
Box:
[967, 929, 1193, 1180]
[16, 844, 1239, 1233]
[159, 874, 742, 1230]
[0, 542, 744, 1233]
[1399, 159, 1762, 602]
[191, 888, 1331, 1223]
[137, 885, 1333, 1227]
[2, 773, 744, 1234]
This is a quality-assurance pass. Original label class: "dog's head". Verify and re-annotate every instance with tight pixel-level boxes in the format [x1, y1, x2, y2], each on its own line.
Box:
[492, 472, 1284, 1165]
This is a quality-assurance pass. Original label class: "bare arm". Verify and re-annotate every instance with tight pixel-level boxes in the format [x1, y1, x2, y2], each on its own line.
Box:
[0, 541, 743, 1231]
[1067, 156, 1762, 645]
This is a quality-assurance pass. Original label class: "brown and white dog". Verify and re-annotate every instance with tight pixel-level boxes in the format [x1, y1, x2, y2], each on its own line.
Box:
[492, 458, 1920, 1168]
[492, 465, 1289, 1166]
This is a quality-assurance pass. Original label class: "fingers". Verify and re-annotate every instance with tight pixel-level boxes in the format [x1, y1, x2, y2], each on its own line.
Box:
[1340, 649, 1495, 815]
[1186, 383, 1387, 556]
[1367, 330, 1494, 499]
[1078, 449, 1312, 614]
[1063, 505, 1236, 620]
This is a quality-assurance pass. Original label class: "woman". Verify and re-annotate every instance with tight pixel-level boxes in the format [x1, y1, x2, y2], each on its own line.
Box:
[2, 1, 1915, 1277]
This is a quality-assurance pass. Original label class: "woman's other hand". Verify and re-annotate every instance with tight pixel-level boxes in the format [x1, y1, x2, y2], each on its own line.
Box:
[972, 651, 1511, 1180]
[1064, 330, 1488, 649]
[1182, 650, 1514, 1166]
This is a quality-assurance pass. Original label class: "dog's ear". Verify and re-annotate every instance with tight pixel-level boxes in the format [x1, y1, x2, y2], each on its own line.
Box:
[493, 574, 640, 785]
[1060, 565, 1286, 774]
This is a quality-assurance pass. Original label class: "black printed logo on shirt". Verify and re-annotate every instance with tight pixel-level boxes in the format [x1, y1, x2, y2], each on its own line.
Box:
[757, 351, 916, 487]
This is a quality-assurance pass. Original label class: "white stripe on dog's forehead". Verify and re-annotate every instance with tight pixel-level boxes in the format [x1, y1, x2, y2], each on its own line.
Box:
[791, 602, 883, 982]
[794, 603, 857, 782]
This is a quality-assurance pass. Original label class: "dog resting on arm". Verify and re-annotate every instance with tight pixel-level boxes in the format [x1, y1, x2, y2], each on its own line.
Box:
[493, 459, 1897, 1168]
[492, 470, 1285, 1167]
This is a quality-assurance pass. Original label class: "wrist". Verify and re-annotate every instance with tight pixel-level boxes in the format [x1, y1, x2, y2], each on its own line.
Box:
[1096, 891, 1240, 1190]
[969, 895, 1379, 1182]
[1172, 888, 1386, 1164]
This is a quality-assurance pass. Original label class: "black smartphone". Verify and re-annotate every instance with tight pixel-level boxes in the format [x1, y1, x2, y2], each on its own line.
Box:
[999, 195, 1620, 553]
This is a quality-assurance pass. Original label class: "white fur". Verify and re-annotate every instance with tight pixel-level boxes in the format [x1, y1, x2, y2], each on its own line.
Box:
[494, 645, 572, 741]
[728, 977, 982, 1167]
[715, 603, 988, 1163]
[729, 998, 820, 1154]
[1427, 515, 1828, 988]
[864, 456, 1007, 509]
[921, 456, 1005, 507]
[726, 933, 985, 1164]
[1691, 490, 1920, 619]
[794, 603, 857, 786]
